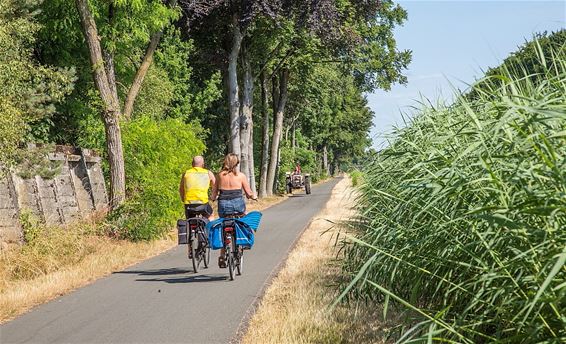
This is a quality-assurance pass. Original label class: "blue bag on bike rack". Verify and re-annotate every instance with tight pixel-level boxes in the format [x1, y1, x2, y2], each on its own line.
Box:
[238, 211, 262, 231]
[206, 220, 224, 250]
[235, 223, 254, 248]
[205, 212, 262, 250]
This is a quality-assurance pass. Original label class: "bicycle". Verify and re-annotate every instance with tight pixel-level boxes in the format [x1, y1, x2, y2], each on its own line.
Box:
[186, 214, 210, 273]
[221, 214, 245, 280]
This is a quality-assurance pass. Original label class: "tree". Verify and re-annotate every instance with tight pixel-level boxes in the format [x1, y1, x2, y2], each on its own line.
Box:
[73, 0, 179, 208]
[179, 0, 282, 195]
[260, 0, 410, 193]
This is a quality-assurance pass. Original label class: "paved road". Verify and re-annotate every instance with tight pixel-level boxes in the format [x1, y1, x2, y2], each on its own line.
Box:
[1, 178, 340, 344]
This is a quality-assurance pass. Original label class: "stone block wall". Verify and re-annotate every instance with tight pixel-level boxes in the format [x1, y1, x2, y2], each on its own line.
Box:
[0, 146, 107, 247]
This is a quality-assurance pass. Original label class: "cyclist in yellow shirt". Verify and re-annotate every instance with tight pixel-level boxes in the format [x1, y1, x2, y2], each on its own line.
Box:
[179, 156, 216, 219]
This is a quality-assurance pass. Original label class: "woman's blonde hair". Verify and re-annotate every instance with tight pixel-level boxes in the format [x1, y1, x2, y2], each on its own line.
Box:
[222, 153, 239, 174]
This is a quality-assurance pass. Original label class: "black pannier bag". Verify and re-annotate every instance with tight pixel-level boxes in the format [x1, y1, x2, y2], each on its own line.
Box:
[177, 219, 188, 245]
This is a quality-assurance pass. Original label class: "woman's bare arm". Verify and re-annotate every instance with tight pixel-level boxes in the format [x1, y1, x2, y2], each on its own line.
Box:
[241, 173, 255, 199]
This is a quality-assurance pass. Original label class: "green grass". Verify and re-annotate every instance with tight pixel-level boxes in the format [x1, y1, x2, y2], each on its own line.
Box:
[339, 40, 566, 342]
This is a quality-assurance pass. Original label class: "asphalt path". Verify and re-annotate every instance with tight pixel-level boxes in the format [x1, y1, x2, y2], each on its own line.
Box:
[1, 178, 340, 344]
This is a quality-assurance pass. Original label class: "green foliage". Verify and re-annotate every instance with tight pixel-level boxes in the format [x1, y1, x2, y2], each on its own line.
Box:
[34, 3, 220, 145]
[133, 66, 175, 119]
[154, 27, 222, 120]
[469, 29, 565, 99]
[0, 0, 74, 170]
[107, 117, 205, 241]
[14, 144, 62, 179]
[20, 209, 42, 245]
[342, 0, 412, 92]
[349, 170, 363, 187]
[341, 40, 566, 342]
[286, 63, 374, 174]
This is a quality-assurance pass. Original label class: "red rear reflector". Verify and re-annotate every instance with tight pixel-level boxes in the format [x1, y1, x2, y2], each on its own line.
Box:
[224, 227, 234, 232]
[190, 225, 197, 229]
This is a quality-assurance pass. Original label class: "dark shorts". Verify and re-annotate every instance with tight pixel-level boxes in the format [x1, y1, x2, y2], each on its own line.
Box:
[218, 197, 246, 217]
[185, 203, 213, 219]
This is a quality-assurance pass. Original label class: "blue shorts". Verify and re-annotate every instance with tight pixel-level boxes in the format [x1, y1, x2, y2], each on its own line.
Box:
[218, 197, 246, 217]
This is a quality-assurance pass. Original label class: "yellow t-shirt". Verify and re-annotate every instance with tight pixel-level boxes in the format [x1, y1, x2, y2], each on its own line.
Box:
[183, 167, 210, 204]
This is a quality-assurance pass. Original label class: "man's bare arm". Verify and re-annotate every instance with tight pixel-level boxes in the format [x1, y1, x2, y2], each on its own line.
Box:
[208, 170, 216, 188]
[179, 173, 185, 202]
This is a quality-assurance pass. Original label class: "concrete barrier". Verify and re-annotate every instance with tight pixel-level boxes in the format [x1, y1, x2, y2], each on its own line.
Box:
[0, 146, 107, 247]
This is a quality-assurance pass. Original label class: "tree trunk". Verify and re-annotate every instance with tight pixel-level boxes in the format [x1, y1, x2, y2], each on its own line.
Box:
[103, 50, 119, 105]
[292, 122, 295, 151]
[123, 31, 163, 118]
[75, 0, 125, 208]
[103, 112, 126, 206]
[239, 43, 253, 183]
[103, 3, 119, 105]
[258, 71, 270, 198]
[266, 68, 288, 196]
[248, 124, 257, 195]
[228, 14, 243, 156]
[323, 144, 329, 176]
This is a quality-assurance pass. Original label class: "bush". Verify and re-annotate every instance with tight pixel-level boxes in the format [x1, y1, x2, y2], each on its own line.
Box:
[349, 170, 363, 187]
[341, 41, 566, 342]
[107, 116, 205, 241]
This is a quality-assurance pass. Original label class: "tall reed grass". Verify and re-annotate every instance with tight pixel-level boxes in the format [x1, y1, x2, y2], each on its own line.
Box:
[340, 40, 566, 342]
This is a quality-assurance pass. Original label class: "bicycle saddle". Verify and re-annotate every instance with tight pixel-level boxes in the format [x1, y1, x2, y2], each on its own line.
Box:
[223, 213, 245, 219]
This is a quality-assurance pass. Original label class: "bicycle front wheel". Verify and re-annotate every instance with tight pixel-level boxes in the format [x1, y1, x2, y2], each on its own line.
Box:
[236, 249, 243, 276]
[203, 247, 210, 268]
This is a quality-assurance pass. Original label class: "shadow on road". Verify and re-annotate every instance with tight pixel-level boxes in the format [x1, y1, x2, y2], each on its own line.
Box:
[114, 268, 192, 276]
[136, 274, 227, 284]
[113, 268, 227, 284]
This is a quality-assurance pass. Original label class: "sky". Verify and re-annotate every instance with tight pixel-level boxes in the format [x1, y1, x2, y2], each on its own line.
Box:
[368, 0, 566, 148]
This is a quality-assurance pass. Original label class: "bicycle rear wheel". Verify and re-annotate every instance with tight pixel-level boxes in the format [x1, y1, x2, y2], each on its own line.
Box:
[227, 253, 234, 280]
[200, 227, 210, 268]
[190, 239, 198, 273]
[226, 240, 234, 280]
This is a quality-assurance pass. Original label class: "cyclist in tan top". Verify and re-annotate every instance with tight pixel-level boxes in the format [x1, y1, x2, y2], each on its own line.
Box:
[210, 153, 257, 267]
[210, 153, 257, 217]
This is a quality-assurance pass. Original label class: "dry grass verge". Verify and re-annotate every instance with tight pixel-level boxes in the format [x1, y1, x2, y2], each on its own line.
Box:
[0, 197, 284, 324]
[0, 217, 176, 324]
[242, 177, 396, 344]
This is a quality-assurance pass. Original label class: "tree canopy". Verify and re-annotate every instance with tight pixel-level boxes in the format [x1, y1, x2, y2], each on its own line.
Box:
[1, 0, 411, 235]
